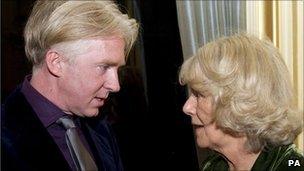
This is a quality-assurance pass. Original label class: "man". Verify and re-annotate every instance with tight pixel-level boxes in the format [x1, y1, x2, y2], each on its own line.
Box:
[1, 1, 138, 171]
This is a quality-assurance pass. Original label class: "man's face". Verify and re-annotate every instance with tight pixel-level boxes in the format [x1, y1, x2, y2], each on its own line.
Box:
[58, 37, 125, 117]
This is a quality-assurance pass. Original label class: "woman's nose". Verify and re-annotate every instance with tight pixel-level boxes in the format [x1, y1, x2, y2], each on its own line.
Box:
[183, 95, 196, 116]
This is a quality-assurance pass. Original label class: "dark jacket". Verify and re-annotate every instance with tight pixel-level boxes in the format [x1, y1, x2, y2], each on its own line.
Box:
[201, 144, 304, 171]
[1, 86, 124, 171]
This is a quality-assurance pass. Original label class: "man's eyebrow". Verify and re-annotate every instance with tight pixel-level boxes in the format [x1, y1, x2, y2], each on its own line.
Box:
[97, 60, 126, 67]
[118, 61, 126, 67]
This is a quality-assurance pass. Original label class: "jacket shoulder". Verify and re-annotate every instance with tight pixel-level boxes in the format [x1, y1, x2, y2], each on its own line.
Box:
[2, 85, 35, 133]
[1, 86, 71, 171]
[272, 144, 304, 171]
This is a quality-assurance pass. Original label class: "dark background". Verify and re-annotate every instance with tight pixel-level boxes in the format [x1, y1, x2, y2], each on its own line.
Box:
[1, 1, 199, 171]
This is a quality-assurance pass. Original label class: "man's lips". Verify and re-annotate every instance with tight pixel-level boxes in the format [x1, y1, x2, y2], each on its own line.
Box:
[95, 94, 108, 101]
[95, 93, 109, 101]
[94, 97, 106, 106]
[95, 97, 106, 101]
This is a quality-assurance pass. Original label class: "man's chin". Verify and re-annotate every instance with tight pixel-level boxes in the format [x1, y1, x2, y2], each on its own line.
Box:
[85, 111, 99, 117]
[77, 109, 100, 117]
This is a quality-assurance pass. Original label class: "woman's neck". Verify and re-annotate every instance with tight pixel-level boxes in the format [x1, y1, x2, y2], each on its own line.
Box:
[214, 137, 261, 170]
[226, 151, 260, 170]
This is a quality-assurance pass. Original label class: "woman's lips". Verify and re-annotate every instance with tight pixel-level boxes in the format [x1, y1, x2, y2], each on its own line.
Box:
[192, 124, 204, 129]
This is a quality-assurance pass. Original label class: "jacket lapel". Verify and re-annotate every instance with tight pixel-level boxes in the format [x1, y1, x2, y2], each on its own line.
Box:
[80, 116, 124, 171]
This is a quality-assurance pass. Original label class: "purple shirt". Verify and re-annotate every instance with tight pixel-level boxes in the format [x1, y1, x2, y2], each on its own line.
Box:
[21, 75, 94, 171]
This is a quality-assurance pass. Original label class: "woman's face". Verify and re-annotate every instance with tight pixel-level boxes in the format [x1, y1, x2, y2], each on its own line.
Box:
[183, 90, 227, 149]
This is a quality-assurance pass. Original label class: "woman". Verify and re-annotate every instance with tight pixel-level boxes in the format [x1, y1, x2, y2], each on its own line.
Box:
[179, 34, 303, 171]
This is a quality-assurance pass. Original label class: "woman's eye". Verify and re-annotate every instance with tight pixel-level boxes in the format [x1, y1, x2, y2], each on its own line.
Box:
[191, 89, 199, 97]
[191, 89, 206, 98]
[200, 93, 206, 98]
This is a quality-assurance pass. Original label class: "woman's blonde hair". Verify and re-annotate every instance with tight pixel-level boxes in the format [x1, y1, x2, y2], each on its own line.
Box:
[24, 0, 138, 68]
[179, 33, 303, 152]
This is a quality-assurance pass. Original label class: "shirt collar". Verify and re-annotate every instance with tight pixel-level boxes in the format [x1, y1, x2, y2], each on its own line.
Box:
[21, 75, 69, 127]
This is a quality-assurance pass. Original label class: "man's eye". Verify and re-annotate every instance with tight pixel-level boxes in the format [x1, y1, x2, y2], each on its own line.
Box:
[98, 65, 109, 73]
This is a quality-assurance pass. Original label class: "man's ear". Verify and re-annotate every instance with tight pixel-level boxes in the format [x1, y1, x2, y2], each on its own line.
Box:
[45, 49, 64, 77]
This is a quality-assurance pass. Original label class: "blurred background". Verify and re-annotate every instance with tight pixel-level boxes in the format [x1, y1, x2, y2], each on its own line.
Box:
[1, 1, 303, 171]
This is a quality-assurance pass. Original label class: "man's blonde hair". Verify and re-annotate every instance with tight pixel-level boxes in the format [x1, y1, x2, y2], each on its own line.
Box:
[24, 0, 138, 68]
[180, 33, 303, 152]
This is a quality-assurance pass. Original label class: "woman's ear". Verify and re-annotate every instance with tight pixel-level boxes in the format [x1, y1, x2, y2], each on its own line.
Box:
[45, 49, 64, 77]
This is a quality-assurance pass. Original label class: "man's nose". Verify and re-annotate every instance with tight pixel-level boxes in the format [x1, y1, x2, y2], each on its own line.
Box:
[183, 95, 196, 116]
[105, 69, 120, 92]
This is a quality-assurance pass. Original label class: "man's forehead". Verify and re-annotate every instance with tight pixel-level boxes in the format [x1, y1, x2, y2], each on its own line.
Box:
[53, 36, 124, 51]
[53, 37, 125, 62]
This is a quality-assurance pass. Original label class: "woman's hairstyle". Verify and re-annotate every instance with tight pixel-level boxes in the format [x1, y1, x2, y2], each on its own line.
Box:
[24, 0, 138, 68]
[179, 33, 303, 152]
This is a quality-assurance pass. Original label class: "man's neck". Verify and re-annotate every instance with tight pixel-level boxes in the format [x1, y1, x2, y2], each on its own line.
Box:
[30, 67, 66, 112]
